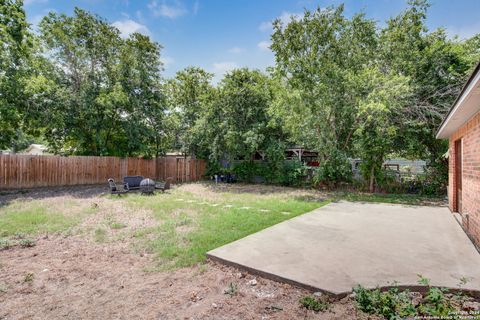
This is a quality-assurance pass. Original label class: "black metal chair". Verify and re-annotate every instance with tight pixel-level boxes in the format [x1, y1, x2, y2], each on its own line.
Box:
[155, 177, 172, 192]
[108, 178, 129, 195]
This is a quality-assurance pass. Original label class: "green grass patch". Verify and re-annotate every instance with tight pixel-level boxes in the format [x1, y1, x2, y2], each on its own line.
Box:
[122, 189, 327, 269]
[110, 222, 127, 229]
[0, 201, 84, 237]
[94, 227, 107, 242]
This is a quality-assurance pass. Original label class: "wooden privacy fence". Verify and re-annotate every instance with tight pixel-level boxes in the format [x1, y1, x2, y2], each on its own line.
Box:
[0, 154, 206, 190]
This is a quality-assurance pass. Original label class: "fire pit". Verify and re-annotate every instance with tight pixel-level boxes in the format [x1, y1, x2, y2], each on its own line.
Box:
[140, 178, 155, 195]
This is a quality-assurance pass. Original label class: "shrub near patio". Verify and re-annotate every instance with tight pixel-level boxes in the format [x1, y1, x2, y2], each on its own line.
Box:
[353, 276, 480, 319]
[122, 186, 327, 269]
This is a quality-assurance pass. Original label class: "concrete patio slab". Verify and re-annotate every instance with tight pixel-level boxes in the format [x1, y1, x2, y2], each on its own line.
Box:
[207, 201, 480, 296]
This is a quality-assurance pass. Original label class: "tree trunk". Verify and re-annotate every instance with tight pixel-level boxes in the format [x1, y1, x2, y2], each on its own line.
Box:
[369, 166, 375, 193]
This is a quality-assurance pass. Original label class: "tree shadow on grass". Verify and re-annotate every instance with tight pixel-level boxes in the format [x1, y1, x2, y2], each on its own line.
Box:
[199, 181, 305, 195]
[0, 184, 109, 208]
[198, 181, 329, 202]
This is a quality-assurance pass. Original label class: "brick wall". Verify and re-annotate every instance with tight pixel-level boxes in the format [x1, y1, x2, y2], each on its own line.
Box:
[449, 110, 480, 247]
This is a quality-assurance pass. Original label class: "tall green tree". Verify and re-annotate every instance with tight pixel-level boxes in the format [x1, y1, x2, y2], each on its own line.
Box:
[38, 8, 168, 156]
[165, 67, 214, 157]
[270, 5, 379, 183]
[200, 68, 283, 162]
[0, 0, 32, 150]
[354, 70, 411, 192]
[39, 8, 124, 155]
[119, 33, 168, 157]
[380, 0, 480, 189]
[270, 0, 479, 190]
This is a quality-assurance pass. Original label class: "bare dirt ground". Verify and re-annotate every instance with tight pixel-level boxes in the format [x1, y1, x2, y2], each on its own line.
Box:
[0, 236, 371, 320]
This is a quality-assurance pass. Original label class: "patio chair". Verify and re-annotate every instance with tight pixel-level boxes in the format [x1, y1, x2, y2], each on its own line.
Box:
[155, 177, 172, 192]
[108, 178, 129, 195]
[123, 175, 144, 190]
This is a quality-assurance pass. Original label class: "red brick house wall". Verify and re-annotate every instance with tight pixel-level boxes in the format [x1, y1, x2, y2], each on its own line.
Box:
[449, 110, 480, 247]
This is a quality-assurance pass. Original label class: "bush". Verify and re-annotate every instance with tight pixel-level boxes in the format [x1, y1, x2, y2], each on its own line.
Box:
[24, 272, 34, 283]
[13, 232, 26, 240]
[264, 141, 287, 183]
[417, 287, 453, 317]
[415, 165, 447, 196]
[374, 170, 447, 196]
[313, 151, 352, 187]
[232, 161, 264, 182]
[205, 160, 223, 178]
[374, 170, 406, 194]
[232, 160, 308, 186]
[278, 160, 308, 186]
[357, 163, 447, 196]
[354, 279, 466, 319]
[354, 285, 415, 319]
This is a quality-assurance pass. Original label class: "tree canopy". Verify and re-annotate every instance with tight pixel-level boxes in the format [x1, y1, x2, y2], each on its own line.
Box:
[0, 0, 33, 150]
[269, 0, 479, 189]
[1, 0, 479, 192]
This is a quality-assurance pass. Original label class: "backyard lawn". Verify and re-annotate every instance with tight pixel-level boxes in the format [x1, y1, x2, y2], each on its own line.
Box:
[0, 183, 443, 263]
[118, 184, 327, 269]
[0, 183, 446, 266]
[0, 183, 327, 268]
[0, 183, 451, 319]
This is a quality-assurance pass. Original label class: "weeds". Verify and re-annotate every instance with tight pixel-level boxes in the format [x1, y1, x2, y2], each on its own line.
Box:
[353, 276, 472, 319]
[354, 285, 415, 318]
[19, 238, 36, 247]
[223, 282, 238, 296]
[0, 238, 12, 250]
[457, 277, 470, 288]
[94, 228, 107, 242]
[0, 236, 36, 249]
[417, 287, 453, 317]
[24, 273, 34, 283]
[417, 274, 430, 286]
[13, 232, 26, 239]
[299, 295, 329, 312]
[194, 263, 208, 275]
[110, 222, 127, 230]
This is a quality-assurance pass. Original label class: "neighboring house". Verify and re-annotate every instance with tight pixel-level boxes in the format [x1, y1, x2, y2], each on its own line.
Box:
[232, 146, 319, 164]
[166, 151, 185, 157]
[437, 62, 480, 248]
[284, 146, 319, 165]
[20, 144, 48, 155]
